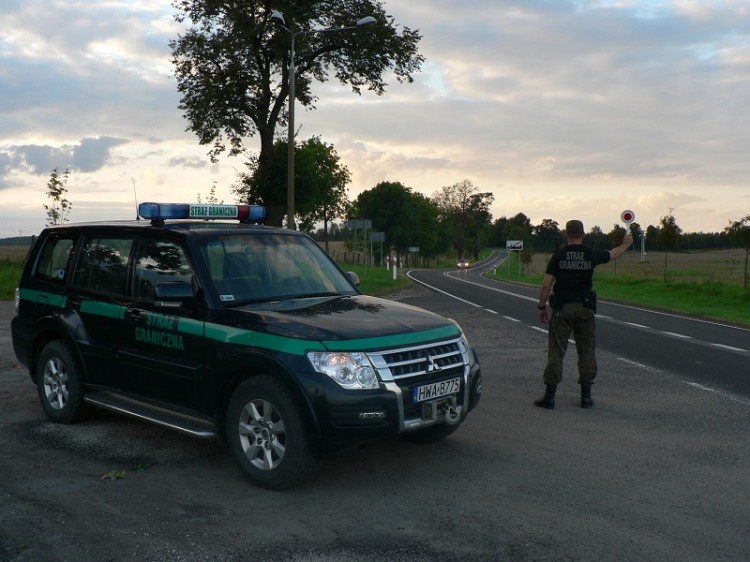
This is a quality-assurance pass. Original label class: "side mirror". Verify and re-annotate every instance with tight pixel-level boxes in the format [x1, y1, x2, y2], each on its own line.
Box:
[154, 281, 194, 307]
[347, 271, 360, 287]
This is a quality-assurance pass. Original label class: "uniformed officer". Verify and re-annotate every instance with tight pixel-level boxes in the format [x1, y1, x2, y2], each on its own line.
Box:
[535, 220, 633, 409]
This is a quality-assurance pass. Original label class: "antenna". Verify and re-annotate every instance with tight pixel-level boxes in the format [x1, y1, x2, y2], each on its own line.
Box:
[132, 178, 139, 220]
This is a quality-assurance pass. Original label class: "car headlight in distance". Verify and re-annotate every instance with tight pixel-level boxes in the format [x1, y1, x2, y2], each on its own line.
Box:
[307, 352, 379, 390]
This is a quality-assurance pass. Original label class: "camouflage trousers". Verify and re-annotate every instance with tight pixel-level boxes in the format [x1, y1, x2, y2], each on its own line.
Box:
[543, 303, 597, 385]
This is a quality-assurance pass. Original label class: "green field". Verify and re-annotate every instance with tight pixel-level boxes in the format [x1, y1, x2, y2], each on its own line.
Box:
[491, 248, 750, 327]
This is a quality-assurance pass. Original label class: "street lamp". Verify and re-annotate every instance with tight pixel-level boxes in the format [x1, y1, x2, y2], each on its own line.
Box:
[271, 11, 376, 230]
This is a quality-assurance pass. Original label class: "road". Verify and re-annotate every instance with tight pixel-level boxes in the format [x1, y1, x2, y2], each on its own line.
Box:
[1, 281, 749, 561]
[411, 252, 750, 398]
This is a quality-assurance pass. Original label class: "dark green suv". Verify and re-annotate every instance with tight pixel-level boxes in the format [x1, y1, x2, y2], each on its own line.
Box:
[11, 203, 482, 489]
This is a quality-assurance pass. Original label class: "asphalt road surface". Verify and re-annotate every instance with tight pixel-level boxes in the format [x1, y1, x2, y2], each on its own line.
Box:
[417, 252, 750, 397]
[1, 278, 749, 561]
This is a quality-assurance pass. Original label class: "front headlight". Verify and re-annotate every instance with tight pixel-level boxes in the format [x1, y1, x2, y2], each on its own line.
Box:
[307, 351, 379, 390]
[452, 321, 474, 367]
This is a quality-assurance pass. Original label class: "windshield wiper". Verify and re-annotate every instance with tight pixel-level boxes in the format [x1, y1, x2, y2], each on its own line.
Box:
[289, 292, 345, 299]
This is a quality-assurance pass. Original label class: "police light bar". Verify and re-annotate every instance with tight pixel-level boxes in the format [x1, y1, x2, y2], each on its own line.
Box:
[138, 202, 265, 222]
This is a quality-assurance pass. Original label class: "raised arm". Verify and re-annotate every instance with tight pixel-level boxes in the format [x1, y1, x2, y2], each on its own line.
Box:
[609, 234, 634, 261]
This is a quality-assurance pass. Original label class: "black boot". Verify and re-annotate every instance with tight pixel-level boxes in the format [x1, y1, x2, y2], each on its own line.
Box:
[580, 384, 593, 408]
[534, 384, 557, 409]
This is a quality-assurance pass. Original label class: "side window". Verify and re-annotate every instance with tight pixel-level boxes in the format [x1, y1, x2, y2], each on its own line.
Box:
[35, 236, 76, 283]
[133, 239, 193, 300]
[72, 236, 134, 295]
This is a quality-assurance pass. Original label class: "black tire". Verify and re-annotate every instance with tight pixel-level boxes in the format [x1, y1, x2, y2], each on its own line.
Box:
[401, 422, 460, 444]
[226, 375, 320, 490]
[36, 340, 93, 424]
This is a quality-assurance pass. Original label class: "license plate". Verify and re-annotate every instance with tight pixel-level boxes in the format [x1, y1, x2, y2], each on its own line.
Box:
[413, 377, 461, 403]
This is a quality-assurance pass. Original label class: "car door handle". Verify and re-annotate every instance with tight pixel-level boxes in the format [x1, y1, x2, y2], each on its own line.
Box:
[125, 308, 145, 325]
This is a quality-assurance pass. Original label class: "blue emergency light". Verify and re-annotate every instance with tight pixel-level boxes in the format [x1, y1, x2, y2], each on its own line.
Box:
[138, 202, 265, 223]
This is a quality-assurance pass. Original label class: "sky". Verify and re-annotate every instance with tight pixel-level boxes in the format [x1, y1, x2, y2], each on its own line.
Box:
[1, 0, 749, 239]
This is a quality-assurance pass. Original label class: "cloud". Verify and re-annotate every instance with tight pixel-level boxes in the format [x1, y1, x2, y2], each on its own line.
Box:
[0, 137, 128, 183]
[168, 156, 210, 169]
[73, 137, 129, 173]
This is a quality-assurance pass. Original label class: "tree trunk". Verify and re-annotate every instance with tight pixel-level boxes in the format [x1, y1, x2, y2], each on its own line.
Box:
[257, 125, 286, 227]
[323, 214, 329, 253]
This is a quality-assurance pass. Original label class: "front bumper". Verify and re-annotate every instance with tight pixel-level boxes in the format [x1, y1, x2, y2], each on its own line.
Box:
[303, 338, 482, 453]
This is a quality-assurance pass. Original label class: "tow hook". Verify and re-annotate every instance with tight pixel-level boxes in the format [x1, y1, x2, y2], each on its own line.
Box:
[444, 403, 460, 426]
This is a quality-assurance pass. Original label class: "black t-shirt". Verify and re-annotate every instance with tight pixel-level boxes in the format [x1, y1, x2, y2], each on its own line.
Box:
[545, 244, 611, 303]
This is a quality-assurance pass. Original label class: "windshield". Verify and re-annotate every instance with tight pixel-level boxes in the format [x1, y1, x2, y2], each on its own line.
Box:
[199, 232, 357, 305]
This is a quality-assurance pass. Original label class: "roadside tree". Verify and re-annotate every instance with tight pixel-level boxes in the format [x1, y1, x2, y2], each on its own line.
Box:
[233, 137, 351, 250]
[533, 219, 560, 252]
[171, 0, 423, 226]
[586, 225, 608, 249]
[197, 183, 222, 204]
[658, 213, 682, 282]
[725, 215, 750, 289]
[465, 192, 494, 260]
[503, 213, 534, 248]
[44, 168, 72, 227]
[353, 181, 446, 263]
[432, 179, 478, 258]
[607, 224, 628, 247]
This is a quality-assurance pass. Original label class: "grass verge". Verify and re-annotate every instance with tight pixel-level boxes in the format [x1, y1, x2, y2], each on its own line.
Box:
[488, 254, 750, 327]
[0, 260, 23, 300]
[342, 262, 413, 295]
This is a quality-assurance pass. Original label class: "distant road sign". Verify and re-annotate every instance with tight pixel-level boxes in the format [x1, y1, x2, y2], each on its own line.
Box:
[621, 210, 636, 224]
[347, 219, 372, 229]
[506, 240, 523, 250]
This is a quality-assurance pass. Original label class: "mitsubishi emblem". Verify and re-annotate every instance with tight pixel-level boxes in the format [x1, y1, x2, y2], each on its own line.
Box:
[426, 355, 441, 372]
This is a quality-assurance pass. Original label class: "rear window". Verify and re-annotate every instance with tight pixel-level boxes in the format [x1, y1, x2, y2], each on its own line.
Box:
[72, 236, 135, 295]
[35, 235, 76, 283]
[133, 238, 193, 300]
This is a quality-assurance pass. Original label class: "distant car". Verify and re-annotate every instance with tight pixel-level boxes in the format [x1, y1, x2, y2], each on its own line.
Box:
[457, 258, 470, 270]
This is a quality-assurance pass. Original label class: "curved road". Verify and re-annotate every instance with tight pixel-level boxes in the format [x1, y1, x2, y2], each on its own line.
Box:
[408, 252, 750, 398]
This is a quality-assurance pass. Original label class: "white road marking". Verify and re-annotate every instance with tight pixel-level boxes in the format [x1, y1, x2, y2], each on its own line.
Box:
[710, 343, 748, 353]
[662, 332, 693, 339]
[624, 322, 650, 329]
[618, 357, 652, 370]
[684, 382, 750, 406]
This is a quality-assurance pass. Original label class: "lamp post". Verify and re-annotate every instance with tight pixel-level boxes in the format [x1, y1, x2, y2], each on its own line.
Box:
[271, 11, 376, 230]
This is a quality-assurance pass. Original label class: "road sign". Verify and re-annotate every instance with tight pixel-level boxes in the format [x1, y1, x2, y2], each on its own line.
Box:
[347, 219, 372, 229]
[506, 240, 523, 250]
[621, 210, 636, 224]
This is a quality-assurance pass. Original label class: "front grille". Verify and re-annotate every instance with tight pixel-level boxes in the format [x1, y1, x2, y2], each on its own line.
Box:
[377, 340, 464, 380]
[367, 337, 469, 421]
